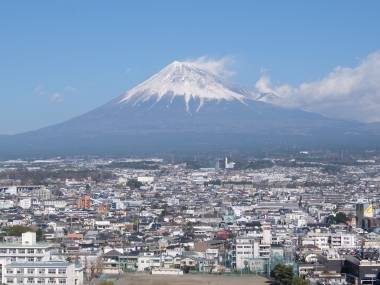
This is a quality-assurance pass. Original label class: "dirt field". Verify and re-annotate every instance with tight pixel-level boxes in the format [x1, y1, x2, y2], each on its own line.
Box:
[114, 273, 271, 285]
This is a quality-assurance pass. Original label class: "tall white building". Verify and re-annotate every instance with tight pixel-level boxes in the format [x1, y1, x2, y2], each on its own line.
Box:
[232, 226, 272, 269]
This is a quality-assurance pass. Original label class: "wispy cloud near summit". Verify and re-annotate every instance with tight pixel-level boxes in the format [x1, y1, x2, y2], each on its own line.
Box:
[255, 51, 380, 123]
[188, 56, 236, 78]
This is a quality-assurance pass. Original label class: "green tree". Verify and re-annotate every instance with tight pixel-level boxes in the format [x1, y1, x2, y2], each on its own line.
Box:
[36, 228, 44, 241]
[293, 276, 309, 285]
[181, 265, 190, 273]
[271, 264, 294, 285]
[6, 226, 30, 236]
[327, 212, 349, 224]
[335, 212, 349, 223]
[126, 179, 143, 189]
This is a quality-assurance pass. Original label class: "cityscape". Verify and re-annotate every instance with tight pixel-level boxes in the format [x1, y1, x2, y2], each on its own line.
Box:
[0, 153, 379, 284]
[1, 1, 379, 285]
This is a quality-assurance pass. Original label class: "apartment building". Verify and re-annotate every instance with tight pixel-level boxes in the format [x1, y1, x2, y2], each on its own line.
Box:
[232, 225, 272, 269]
[302, 233, 356, 249]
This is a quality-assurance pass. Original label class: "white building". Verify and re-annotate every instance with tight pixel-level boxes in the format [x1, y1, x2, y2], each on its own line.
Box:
[137, 252, 161, 271]
[0, 232, 50, 262]
[19, 198, 32, 209]
[137, 177, 154, 183]
[232, 226, 272, 270]
[302, 233, 356, 249]
[0, 258, 83, 285]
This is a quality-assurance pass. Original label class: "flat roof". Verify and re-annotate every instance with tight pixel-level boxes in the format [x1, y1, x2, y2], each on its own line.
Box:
[0, 242, 50, 248]
[5, 261, 72, 268]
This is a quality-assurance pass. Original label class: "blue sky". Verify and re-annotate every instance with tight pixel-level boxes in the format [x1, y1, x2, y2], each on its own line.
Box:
[1, 1, 379, 134]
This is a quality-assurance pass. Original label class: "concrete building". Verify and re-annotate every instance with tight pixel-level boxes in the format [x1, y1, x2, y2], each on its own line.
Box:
[76, 195, 91, 209]
[0, 232, 50, 262]
[19, 198, 31, 209]
[0, 258, 83, 285]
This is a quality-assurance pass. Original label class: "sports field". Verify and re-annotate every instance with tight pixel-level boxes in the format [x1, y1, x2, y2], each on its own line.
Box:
[114, 273, 271, 285]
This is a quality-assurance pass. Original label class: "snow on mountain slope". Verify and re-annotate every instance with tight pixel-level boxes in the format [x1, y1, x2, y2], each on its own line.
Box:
[117, 61, 258, 112]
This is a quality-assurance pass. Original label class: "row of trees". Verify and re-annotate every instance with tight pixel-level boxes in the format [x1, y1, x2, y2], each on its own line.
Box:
[0, 225, 44, 242]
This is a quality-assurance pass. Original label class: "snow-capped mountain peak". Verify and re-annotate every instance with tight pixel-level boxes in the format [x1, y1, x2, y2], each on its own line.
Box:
[117, 61, 257, 111]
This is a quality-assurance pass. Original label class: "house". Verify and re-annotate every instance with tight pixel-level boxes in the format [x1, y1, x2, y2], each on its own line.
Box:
[194, 240, 225, 252]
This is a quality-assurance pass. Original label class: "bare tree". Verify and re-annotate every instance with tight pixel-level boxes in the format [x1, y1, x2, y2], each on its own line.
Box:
[90, 259, 96, 280]
[83, 254, 90, 281]
[95, 255, 104, 277]
[74, 251, 80, 264]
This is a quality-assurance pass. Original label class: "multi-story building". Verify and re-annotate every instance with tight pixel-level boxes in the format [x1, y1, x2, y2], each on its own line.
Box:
[0, 259, 83, 285]
[76, 196, 90, 209]
[232, 225, 271, 269]
[302, 233, 356, 249]
[0, 232, 50, 262]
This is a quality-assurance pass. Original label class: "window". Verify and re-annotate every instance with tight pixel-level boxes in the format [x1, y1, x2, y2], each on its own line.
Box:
[59, 279, 66, 284]
[38, 278, 45, 283]
[0, 248, 7, 253]
[9, 249, 16, 253]
[19, 249, 25, 254]
[48, 278, 56, 284]
[7, 278, 14, 283]
[27, 269, 35, 274]
[58, 269, 66, 274]
[28, 249, 34, 254]
[28, 257, 34, 262]
[17, 268, 24, 274]
[18, 257, 26, 262]
[37, 250, 43, 254]
[27, 278, 34, 284]
[39, 269, 45, 274]
[17, 278, 24, 284]
[7, 269, 13, 274]
[11, 257, 16, 261]
[237, 246, 243, 248]
[140, 260, 144, 263]
[48, 269, 56, 274]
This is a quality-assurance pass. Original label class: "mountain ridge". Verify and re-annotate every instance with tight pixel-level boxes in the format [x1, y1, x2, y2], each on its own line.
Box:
[0, 61, 379, 158]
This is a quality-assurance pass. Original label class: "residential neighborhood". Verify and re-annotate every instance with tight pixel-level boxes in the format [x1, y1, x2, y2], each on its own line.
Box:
[0, 155, 379, 285]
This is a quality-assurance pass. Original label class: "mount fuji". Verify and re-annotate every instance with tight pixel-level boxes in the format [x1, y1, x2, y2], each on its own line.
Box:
[1, 61, 379, 157]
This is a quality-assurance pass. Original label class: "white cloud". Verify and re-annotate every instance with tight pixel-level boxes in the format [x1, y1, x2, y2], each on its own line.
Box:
[255, 51, 380, 123]
[125, 69, 131, 75]
[188, 56, 236, 78]
[50, 93, 63, 103]
[64, 86, 78, 93]
[33, 85, 44, 95]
